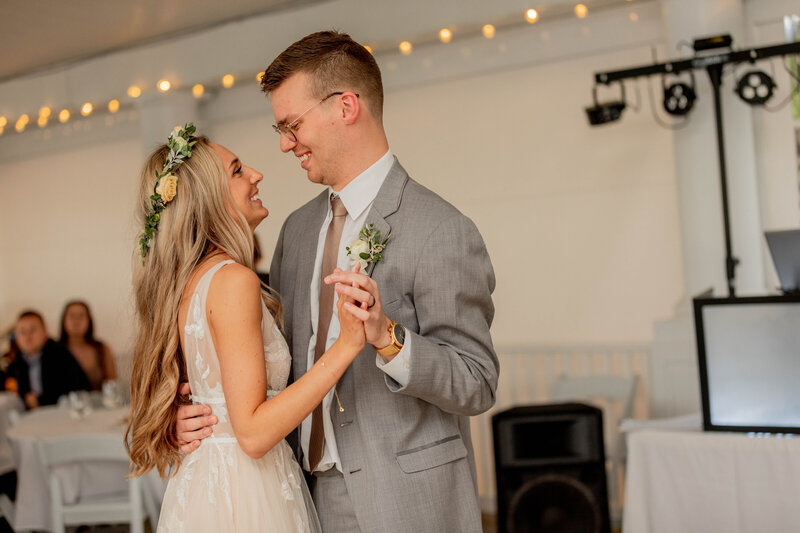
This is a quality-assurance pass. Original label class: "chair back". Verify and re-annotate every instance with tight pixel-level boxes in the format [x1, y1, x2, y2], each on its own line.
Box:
[36, 433, 143, 533]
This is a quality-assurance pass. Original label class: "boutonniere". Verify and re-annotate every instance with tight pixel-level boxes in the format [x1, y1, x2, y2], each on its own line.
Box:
[346, 223, 390, 272]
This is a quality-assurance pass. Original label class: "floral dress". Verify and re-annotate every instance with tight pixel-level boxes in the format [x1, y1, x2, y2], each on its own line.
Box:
[158, 260, 320, 532]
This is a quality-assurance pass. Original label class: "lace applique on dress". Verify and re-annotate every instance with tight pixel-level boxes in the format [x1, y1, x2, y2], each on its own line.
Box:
[157, 260, 319, 532]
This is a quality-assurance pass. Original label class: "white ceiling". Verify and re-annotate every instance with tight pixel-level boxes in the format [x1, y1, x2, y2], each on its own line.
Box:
[0, 0, 326, 81]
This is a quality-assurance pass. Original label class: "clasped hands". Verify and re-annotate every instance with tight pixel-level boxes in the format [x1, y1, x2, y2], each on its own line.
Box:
[175, 264, 394, 454]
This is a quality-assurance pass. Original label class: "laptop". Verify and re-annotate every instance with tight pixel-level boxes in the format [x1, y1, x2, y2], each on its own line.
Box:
[765, 229, 800, 293]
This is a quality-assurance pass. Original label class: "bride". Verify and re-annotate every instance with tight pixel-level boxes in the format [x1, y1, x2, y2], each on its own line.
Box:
[126, 124, 365, 531]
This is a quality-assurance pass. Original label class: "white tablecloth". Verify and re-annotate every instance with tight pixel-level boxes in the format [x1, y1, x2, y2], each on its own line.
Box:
[0, 392, 23, 475]
[7, 405, 165, 532]
[623, 429, 800, 533]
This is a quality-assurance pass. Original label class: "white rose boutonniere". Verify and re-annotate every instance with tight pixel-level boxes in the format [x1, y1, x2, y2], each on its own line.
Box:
[346, 223, 390, 272]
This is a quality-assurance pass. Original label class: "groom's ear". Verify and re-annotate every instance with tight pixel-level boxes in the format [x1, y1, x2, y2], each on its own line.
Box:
[340, 91, 360, 125]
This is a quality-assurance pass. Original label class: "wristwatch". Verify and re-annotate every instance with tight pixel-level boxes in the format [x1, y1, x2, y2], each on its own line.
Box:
[376, 320, 405, 357]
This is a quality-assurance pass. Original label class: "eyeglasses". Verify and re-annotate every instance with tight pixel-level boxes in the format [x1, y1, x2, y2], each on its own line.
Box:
[272, 91, 359, 142]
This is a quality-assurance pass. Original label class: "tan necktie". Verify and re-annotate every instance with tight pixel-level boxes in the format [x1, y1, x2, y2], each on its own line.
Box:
[309, 194, 347, 472]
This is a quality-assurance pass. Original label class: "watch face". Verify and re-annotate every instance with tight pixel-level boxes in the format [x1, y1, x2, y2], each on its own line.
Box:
[392, 323, 406, 345]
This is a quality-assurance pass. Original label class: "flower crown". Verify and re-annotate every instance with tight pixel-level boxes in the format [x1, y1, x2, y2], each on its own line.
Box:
[139, 123, 197, 259]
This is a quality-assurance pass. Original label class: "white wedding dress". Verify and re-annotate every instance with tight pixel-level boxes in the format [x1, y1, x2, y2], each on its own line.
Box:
[158, 260, 321, 532]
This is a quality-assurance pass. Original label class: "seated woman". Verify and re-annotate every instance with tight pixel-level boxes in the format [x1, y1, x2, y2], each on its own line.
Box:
[59, 301, 117, 391]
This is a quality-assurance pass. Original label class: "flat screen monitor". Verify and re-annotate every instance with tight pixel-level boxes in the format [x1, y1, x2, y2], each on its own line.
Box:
[694, 295, 800, 434]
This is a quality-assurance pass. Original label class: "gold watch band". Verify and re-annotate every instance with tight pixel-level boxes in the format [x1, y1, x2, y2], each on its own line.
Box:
[376, 320, 403, 356]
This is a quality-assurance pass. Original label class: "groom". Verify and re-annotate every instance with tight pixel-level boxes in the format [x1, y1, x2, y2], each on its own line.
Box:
[180, 31, 498, 532]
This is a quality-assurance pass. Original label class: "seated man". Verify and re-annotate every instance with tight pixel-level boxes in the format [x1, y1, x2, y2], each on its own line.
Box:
[6, 310, 89, 409]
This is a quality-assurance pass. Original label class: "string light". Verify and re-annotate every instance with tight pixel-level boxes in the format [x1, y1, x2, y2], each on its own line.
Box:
[15, 114, 29, 132]
[575, 4, 588, 18]
[7, 17, 552, 138]
[629, 12, 638, 21]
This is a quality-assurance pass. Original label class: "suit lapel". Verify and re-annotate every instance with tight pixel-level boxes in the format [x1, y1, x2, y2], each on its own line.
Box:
[292, 191, 328, 381]
[363, 158, 407, 278]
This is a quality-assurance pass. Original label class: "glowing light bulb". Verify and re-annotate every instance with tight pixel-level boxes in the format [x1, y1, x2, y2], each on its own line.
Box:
[59, 109, 70, 123]
[0, 116, 6, 128]
[192, 84, 205, 98]
[575, 4, 588, 18]
[256, 72, 265, 83]
[15, 115, 28, 132]
[629, 12, 639, 21]
[39, 106, 51, 118]
[158, 79, 171, 92]
[81, 102, 93, 116]
[364, 45, 372, 54]
[439, 28, 452, 43]
[37, 115, 48, 127]
[399, 41, 412, 55]
[482, 25, 496, 39]
[127, 85, 142, 98]
[108, 99, 120, 113]
[222, 74, 235, 88]
[525, 9, 539, 23]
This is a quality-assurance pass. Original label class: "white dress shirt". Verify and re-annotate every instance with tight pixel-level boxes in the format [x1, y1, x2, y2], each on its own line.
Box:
[301, 149, 413, 473]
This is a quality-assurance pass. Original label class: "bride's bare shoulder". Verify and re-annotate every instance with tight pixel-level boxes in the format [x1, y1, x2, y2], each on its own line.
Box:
[207, 262, 261, 311]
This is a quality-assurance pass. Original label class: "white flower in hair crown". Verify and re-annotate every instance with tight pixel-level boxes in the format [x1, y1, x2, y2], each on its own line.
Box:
[139, 123, 197, 259]
[346, 223, 390, 271]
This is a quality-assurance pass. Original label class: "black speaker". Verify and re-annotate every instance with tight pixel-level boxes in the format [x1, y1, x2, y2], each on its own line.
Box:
[492, 403, 611, 533]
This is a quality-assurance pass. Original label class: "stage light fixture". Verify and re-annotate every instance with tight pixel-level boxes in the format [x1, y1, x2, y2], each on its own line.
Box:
[585, 82, 626, 126]
[662, 72, 696, 116]
[735, 70, 776, 105]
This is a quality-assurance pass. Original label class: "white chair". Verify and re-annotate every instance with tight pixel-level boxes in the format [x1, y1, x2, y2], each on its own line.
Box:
[550, 374, 638, 528]
[35, 433, 144, 533]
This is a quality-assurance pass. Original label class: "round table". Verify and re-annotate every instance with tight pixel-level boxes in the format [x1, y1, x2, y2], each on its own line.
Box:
[7, 405, 164, 532]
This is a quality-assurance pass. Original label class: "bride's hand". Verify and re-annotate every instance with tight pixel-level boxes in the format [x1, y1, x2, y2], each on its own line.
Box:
[336, 264, 366, 353]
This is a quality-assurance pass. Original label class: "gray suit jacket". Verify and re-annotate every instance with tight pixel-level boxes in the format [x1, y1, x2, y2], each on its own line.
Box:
[270, 158, 498, 532]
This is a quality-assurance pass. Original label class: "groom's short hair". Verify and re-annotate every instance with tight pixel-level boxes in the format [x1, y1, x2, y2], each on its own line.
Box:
[261, 30, 384, 121]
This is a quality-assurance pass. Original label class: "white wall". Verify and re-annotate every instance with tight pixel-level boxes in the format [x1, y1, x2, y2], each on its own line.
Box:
[1, 0, 797, 361]
[0, 42, 684, 355]
[0, 138, 143, 351]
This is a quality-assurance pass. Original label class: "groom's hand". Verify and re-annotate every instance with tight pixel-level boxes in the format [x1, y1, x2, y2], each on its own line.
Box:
[175, 382, 217, 454]
[325, 269, 393, 350]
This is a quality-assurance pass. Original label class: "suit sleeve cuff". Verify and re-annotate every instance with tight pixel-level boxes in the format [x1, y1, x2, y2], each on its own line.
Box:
[375, 334, 412, 387]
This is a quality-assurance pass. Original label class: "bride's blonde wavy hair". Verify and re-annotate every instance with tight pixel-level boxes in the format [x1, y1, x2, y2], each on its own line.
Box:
[126, 136, 282, 477]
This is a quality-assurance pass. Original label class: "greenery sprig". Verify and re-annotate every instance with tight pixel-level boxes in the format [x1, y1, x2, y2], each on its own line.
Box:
[139, 123, 197, 259]
[346, 223, 391, 272]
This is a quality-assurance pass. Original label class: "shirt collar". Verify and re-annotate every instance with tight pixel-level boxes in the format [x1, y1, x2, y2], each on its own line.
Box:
[22, 350, 42, 365]
[328, 149, 393, 220]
